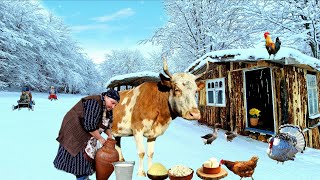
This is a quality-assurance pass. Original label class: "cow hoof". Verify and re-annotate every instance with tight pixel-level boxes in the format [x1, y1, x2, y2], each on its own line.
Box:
[137, 171, 146, 177]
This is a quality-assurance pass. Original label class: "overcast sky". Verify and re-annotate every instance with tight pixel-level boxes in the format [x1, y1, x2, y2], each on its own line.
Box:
[41, 0, 166, 64]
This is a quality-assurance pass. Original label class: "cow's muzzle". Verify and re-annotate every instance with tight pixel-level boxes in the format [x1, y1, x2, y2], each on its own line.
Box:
[183, 108, 201, 120]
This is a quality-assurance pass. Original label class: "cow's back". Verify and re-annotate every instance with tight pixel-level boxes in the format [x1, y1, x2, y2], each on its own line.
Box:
[112, 82, 172, 137]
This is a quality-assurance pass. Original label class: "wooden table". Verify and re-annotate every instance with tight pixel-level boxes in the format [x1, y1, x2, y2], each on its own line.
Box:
[196, 167, 228, 180]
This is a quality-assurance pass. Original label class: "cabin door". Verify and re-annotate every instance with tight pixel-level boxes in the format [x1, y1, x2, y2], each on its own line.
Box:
[244, 68, 275, 135]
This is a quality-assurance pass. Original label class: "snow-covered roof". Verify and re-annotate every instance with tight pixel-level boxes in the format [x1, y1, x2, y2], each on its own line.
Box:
[106, 71, 160, 88]
[186, 47, 320, 73]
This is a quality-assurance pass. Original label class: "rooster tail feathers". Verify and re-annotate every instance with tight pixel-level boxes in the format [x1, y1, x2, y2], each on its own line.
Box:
[276, 37, 281, 45]
[279, 124, 306, 152]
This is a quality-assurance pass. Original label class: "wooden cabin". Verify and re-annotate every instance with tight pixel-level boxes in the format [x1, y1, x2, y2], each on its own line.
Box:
[106, 71, 160, 90]
[187, 47, 320, 149]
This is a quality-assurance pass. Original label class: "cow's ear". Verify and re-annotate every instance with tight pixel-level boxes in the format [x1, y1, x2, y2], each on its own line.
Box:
[159, 73, 172, 88]
[197, 81, 205, 91]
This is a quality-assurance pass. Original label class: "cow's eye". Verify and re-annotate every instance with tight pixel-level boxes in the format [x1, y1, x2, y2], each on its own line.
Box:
[175, 88, 181, 93]
[174, 88, 181, 96]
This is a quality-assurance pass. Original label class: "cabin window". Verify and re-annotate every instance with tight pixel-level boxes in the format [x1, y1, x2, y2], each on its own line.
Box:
[206, 78, 225, 107]
[195, 92, 199, 105]
[306, 74, 319, 116]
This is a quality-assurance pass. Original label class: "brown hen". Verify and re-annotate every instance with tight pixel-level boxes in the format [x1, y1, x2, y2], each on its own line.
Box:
[220, 156, 258, 180]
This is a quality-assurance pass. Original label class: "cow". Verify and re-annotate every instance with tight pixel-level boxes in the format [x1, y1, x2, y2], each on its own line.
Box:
[111, 58, 208, 176]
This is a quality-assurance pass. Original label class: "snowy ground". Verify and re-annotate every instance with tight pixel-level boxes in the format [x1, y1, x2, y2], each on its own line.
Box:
[1, 91, 320, 180]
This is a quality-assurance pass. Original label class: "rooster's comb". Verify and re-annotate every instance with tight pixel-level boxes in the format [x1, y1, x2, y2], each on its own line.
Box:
[264, 32, 270, 38]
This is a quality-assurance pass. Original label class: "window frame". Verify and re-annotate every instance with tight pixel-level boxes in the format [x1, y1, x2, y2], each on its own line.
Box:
[206, 78, 226, 107]
[306, 74, 319, 117]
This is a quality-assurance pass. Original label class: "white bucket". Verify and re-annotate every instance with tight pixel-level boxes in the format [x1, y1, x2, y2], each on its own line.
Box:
[112, 161, 135, 180]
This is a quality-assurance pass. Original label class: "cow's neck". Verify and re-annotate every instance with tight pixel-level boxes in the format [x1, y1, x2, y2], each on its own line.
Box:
[169, 103, 178, 120]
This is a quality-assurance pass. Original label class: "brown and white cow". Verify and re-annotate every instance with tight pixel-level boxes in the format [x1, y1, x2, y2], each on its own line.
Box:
[111, 58, 207, 176]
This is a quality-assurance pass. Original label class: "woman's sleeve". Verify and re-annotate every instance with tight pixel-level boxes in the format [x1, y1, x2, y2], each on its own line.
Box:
[83, 99, 102, 132]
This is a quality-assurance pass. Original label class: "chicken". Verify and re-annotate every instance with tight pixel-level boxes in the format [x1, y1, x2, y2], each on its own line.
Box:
[220, 156, 259, 180]
[201, 124, 218, 145]
[225, 126, 237, 142]
[267, 124, 306, 163]
[264, 32, 281, 59]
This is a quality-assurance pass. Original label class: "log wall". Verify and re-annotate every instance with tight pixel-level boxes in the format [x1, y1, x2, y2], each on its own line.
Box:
[197, 61, 320, 149]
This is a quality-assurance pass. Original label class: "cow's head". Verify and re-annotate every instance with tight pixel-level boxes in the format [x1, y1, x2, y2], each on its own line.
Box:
[160, 57, 208, 120]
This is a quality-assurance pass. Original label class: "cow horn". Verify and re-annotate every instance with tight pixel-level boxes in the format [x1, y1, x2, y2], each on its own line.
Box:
[163, 56, 173, 79]
[195, 57, 210, 79]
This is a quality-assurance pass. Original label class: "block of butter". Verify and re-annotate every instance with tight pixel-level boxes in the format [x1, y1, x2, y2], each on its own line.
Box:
[203, 157, 219, 168]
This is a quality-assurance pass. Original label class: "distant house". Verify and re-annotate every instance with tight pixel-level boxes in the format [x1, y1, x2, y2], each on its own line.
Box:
[186, 47, 320, 149]
[106, 71, 160, 91]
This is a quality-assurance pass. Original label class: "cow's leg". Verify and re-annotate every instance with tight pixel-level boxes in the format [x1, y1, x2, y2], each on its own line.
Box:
[134, 132, 146, 177]
[147, 138, 156, 170]
[115, 136, 125, 161]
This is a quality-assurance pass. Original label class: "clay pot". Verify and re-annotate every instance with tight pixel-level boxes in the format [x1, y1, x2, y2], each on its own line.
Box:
[95, 138, 119, 180]
[202, 165, 221, 174]
[250, 118, 259, 127]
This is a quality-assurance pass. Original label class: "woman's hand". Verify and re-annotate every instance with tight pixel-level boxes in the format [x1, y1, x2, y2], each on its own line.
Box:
[105, 129, 113, 139]
[89, 130, 105, 144]
[98, 138, 106, 145]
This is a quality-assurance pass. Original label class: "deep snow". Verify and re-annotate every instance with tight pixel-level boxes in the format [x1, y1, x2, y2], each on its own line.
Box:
[1, 91, 319, 180]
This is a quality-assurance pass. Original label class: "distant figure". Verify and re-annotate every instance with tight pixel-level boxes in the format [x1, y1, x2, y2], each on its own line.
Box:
[13, 90, 30, 110]
[24, 86, 35, 108]
[48, 86, 58, 101]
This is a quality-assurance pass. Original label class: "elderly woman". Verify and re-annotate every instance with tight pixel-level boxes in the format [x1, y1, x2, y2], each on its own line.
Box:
[53, 89, 120, 180]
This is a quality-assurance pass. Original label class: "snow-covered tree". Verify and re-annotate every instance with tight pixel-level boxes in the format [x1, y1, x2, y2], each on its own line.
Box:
[243, 0, 320, 59]
[145, 0, 320, 73]
[0, 0, 101, 93]
[145, 0, 262, 71]
[143, 50, 163, 74]
[99, 49, 148, 82]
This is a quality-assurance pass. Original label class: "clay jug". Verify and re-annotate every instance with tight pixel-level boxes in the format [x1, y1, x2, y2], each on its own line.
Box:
[95, 138, 119, 180]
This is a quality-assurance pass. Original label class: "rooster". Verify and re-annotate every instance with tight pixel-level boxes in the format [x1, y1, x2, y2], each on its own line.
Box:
[201, 124, 218, 145]
[220, 156, 259, 180]
[225, 126, 237, 142]
[264, 32, 281, 59]
[267, 124, 306, 163]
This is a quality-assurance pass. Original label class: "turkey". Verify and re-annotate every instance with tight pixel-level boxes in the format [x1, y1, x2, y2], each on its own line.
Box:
[267, 124, 306, 163]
